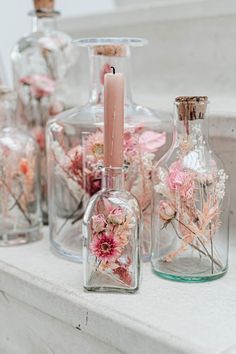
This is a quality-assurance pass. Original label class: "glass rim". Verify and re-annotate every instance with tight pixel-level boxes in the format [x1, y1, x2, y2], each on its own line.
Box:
[73, 37, 148, 47]
[28, 9, 61, 17]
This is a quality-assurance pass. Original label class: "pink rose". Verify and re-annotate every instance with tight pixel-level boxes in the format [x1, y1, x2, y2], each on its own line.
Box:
[91, 214, 106, 233]
[107, 207, 126, 225]
[159, 200, 175, 221]
[20, 75, 55, 99]
[167, 161, 194, 199]
[139, 131, 166, 153]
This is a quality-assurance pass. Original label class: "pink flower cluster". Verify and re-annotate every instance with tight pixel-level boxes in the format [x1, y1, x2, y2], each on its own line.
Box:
[90, 208, 127, 261]
[90, 205, 134, 285]
[123, 128, 166, 160]
[20, 75, 55, 99]
[167, 161, 195, 199]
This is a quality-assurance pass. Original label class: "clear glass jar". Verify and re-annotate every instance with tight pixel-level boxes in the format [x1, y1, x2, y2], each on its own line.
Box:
[11, 1, 79, 222]
[47, 37, 169, 262]
[0, 87, 41, 246]
[151, 96, 229, 282]
[83, 167, 141, 292]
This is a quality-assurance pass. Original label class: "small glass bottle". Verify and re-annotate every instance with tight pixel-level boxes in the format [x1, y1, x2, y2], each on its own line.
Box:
[83, 167, 141, 292]
[47, 37, 168, 262]
[151, 96, 229, 282]
[11, 0, 79, 222]
[0, 87, 41, 246]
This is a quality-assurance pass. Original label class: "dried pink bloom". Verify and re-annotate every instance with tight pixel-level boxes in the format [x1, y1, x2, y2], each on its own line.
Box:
[67, 146, 83, 183]
[159, 200, 176, 221]
[86, 131, 104, 160]
[113, 262, 132, 285]
[100, 63, 112, 85]
[107, 207, 126, 225]
[123, 130, 139, 162]
[90, 233, 121, 262]
[49, 100, 64, 116]
[91, 214, 106, 233]
[167, 161, 194, 199]
[20, 75, 55, 99]
[19, 158, 30, 175]
[33, 128, 45, 151]
[139, 131, 166, 153]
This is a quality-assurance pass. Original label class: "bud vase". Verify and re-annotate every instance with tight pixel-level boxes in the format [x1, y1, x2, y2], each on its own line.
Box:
[83, 167, 141, 292]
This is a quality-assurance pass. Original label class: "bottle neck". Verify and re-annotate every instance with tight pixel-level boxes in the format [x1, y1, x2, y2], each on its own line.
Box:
[88, 47, 133, 106]
[31, 14, 58, 33]
[0, 97, 15, 128]
[175, 117, 209, 141]
[102, 167, 124, 191]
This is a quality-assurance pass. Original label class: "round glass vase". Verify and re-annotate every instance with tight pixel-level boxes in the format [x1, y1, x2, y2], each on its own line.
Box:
[0, 87, 42, 246]
[47, 37, 169, 263]
[151, 96, 229, 282]
[11, 6, 79, 223]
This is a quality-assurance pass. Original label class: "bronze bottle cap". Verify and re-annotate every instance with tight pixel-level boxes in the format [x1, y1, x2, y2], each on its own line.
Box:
[175, 96, 208, 121]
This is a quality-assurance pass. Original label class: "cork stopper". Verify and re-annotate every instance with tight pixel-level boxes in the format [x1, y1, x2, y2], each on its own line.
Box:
[33, 0, 54, 13]
[94, 45, 128, 57]
[175, 96, 208, 121]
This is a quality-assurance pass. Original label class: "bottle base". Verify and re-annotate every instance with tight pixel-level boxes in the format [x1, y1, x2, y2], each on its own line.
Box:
[0, 225, 42, 247]
[84, 285, 139, 293]
[50, 242, 83, 263]
[152, 268, 227, 283]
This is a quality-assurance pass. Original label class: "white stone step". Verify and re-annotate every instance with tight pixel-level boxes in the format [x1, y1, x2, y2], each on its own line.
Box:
[0, 227, 236, 354]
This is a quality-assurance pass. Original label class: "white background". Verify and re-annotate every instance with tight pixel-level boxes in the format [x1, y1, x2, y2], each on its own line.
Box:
[0, 0, 115, 84]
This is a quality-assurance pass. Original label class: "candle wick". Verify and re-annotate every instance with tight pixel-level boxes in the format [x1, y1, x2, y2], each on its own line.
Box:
[110, 66, 115, 75]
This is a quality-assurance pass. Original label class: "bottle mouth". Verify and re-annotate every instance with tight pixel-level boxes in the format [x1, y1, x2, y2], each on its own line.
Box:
[73, 37, 148, 48]
[175, 96, 209, 121]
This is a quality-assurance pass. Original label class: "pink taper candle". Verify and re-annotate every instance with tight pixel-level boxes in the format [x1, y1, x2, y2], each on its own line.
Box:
[104, 67, 124, 167]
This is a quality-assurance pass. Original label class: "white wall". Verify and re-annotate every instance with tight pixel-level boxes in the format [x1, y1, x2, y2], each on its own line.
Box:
[0, 0, 115, 85]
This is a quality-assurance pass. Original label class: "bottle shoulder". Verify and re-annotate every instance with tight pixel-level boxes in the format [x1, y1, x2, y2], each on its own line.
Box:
[11, 30, 73, 61]
[47, 102, 170, 131]
[83, 189, 141, 222]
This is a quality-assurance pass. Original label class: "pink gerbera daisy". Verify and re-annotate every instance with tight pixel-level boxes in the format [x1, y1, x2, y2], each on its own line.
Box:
[90, 233, 121, 262]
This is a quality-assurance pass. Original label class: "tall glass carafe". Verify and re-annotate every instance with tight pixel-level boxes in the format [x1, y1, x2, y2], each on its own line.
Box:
[11, 0, 79, 222]
[151, 96, 229, 282]
[47, 38, 169, 262]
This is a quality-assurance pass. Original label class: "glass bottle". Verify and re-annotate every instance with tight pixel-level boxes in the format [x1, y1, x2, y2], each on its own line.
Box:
[0, 86, 41, 246]
[47, 37, 169, 262]
[151, 96, 229, 282]
[11, 0, 79, 222]
[83, 167, 141, 292]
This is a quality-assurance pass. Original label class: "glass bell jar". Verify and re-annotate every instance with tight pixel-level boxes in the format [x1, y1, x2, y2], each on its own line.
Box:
[151, 96, 229, 282]
[0, 86, 41, 246]
[11, 0, 79, 222]
[47, 37, 169, 262]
